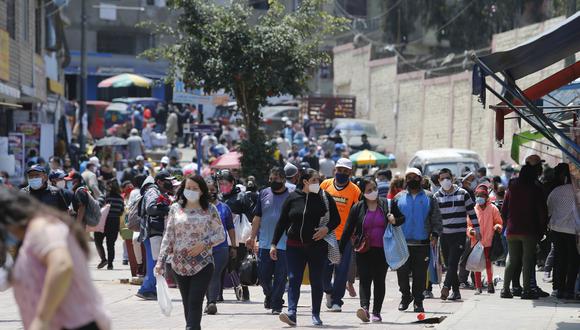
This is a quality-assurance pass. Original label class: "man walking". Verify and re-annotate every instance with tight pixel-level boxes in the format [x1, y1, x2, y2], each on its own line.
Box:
[247, 167, 293, 315]
[394, 168, 442, 312]
[434, 168, 480, 301]
[320, 158, 361, 312]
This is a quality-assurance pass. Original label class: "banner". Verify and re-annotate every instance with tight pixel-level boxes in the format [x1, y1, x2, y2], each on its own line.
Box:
[16, 123, 41, 164]
[0, 29, 9, 81]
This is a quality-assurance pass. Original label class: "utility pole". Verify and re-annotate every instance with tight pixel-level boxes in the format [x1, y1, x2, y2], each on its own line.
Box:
[79, 0, 87, 155]
[564, 0, 577, 67]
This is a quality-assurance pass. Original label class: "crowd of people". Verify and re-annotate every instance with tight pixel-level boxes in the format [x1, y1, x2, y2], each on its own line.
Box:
[1, 110, 579, 330]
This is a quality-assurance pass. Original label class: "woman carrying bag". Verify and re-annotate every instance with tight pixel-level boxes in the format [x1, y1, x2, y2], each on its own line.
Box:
[155, 175, 225, 330]
[341, 178, 405, 323]
[271, 168, 340, 327]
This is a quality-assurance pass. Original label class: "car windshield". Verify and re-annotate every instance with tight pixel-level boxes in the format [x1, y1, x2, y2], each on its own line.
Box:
[331, 122, 378, 136]
[424, 162, 480, 177]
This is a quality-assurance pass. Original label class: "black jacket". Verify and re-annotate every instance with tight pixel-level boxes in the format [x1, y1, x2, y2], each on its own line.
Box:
[272, 189, 340, 246]
[221, 187, 255, 221]
[22, 184, 70, 212]
[339, 198, 405, 253]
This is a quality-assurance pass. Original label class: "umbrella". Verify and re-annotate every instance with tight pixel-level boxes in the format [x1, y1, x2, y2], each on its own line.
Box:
[210, 151, 241, 169]
[97, 73, 153, 88]
[94, 136, 128, 147]
[349, 149, 391, 166]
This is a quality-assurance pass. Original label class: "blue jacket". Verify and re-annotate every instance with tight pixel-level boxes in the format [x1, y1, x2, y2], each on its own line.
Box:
[393, 189, 442, 244]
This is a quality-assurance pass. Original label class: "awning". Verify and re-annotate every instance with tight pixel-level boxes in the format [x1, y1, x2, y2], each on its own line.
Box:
[478, 12, 580, 81]
[64, 51, 169, 78]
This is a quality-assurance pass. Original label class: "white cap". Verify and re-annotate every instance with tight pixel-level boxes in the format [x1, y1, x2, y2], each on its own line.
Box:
[89, 156, 100, 166]
[335, 158, 353, 170]
[405, 167, 422, 177]
[130, 128, 138, 135]
[160, 156, 169, 164]
[136, 155, 145, 161]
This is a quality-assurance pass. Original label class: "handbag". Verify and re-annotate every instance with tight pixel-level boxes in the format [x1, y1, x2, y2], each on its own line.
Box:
[490, 232, 505, 261]
[86, 204, 110, 233]
[353, 233, 370, 253]
[239, 253, 259, 286]
[383, 223, 409, 270]
[466, 241, 486, 272]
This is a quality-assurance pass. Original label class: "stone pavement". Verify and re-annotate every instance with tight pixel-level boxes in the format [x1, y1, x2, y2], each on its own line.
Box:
[0, 241, 579, 329]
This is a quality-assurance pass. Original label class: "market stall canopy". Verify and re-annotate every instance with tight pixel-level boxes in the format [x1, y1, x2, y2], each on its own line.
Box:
[478, 12, 580, 81]
[97, 73, 153, 88]
[210, 151, 241, 169]
[95, 136, 128, 147]
[349, 149, 391, 166]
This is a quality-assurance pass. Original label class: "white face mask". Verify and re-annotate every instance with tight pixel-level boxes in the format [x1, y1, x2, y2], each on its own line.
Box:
[183, 189, 200, 202]
[440, 179, 453, 191]
[364, 191, 378, 201]
[56, 180, 66, 189]
[308, 183, 320, 194]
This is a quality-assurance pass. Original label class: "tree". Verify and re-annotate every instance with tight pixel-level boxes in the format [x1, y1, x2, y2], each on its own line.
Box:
[142, 0, 347, 183]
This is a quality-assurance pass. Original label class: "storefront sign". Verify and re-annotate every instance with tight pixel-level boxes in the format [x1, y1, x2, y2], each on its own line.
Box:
[0, 29, 9, 81]
[0, 81, 20, 99]
[8, 133, 25, 179]
[47, 78, 64, 96]
[96, 67, 134, 75]
[16, 123, 41, 164]
[172, 80, 197, 104]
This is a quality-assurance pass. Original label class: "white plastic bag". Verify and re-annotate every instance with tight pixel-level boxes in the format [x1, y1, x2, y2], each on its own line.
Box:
[466, 241, 486, 272]
[233, 214, 252, 244]
[155, 273, 173, 316]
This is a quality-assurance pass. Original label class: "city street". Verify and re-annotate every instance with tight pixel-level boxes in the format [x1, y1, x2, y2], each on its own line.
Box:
[0, 240, 578, 330]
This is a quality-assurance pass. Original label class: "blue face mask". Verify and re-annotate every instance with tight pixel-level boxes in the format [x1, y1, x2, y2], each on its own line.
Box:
[66, 181, 74, 191]
[28, 178, 44, 190]
[4, 231, 22, 248]
[335, 173, 350, 185]
[476, 197, 487, 205]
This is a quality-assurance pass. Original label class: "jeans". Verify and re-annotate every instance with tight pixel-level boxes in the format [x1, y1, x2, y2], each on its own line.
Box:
[396, 245, 429, 303]
[357, 247, 388, 313]
[323, 239, 352, 306]
[503, 235, 536, 292]
[441, 232, 466, 292]
[552, 231, 579, 295]
[258, 248, 288, 310]
[286, 243, 327, 316]
[175, 264, 214, 330]
[138, 238, 157, 295]
[94, 228, 119, 266]
[207, 247, 229, 304]
[474, 247, 493, 288]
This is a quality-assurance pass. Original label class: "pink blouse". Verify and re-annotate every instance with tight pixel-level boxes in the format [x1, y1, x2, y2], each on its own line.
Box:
[11, 218, 111, 330]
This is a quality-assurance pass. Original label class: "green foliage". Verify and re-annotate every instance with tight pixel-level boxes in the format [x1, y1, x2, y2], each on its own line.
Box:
[142, 0, 347, 182]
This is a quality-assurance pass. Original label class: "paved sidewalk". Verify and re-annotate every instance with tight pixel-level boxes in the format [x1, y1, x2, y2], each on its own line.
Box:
[0, 241, 578, 329]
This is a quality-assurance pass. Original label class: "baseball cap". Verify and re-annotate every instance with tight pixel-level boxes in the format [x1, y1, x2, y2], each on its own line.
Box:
[27, 164, 46, 174]
[64, 170, 82, 181]
[131, 128, 139, 135]
[89, 156, 100, 166]
[405, 167, 422, 177]
[49, 169, 66, 180]
[525, 154, 544, 166]
[160, 156, 169, 164]
[335, 158, 353, 170]
[155, 170, 175, 181]
[136, 155, 145, 161]
[284, 163, 299, 179]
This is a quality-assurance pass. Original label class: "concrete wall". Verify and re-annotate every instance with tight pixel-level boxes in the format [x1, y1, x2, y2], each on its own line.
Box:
[333, 16, 571, 173]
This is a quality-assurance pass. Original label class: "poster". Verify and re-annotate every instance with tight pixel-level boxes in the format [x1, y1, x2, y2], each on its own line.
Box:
[8, 133, 25, 179]
[0, 29, 9, 81]
[16, 123, 41, 164]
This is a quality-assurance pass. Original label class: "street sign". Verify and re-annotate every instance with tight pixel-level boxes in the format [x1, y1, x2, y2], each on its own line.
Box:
[191, 124, 219, 134]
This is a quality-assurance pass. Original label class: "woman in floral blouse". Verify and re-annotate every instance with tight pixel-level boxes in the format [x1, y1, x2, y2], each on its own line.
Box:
[155, 174, 225, 330]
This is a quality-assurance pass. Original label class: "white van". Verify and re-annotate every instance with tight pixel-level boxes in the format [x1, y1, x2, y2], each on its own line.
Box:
[408, 149, 485, 176]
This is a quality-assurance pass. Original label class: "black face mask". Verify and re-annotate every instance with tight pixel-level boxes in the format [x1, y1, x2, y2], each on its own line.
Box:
[407, 180, 421, 190]
[270, 181, 284, 191]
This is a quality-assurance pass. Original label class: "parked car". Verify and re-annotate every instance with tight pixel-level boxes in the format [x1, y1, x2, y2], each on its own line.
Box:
[261, 106, 300, 136]
[86, 101, 110, 139]
[329, 118, 385, 152]
[408, 149, 485, 177]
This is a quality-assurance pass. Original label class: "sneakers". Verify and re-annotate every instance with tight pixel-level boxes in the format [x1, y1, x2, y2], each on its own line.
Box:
[271, 309, 282, 315]
[135, 292, 157, 301]
[474, 288, 482, 295]
[440, 287, 450, 300]
[500, 289, 513, 299]
[329, 304, 342, 312]
[347, 282, 357, 297]
[398, 297, 413, 311]
[264, 296, 271, 309]
[543, 272, 553, 283]
[205, 303, 217, 315]
[521, 290, 539, 300]
[97, 260, 107, 269]
[488, 284, 495, 294]
[325, 293, 332, 309]
[311, 314, 323, 326]
[413, 302, 424, 313]
[107, 264, 113, 270]
[122, 260, 129, 265]
[356, 308, 370, 322]
[532, 287, 550, 298]
[279, 312, 297, 327]
[448, 292, 462, 301]
[511, 286, 523, 297]
[423, 290, 434, 299]
[371, 313, 382, 323]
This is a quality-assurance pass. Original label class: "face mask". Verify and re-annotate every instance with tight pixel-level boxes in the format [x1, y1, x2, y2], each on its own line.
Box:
[56, 181, 66, 189]
[220, 184, 232, 195]
[28, 178, 44, 190]
[66, 181, 74, 190]
[335, 173, 350, 185]
[364, 191, 378, 201]
[440, 179, 452, 191]
[308, 183, 320, 194]
[183, 189, 200, 202]
[407, 180, 421, 190]
[476, 197, 487, 205]
[270, 181, 284, 191]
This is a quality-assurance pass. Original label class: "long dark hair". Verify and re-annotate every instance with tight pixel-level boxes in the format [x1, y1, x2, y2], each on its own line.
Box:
[357, 177, 376, 201]
[0, 187, 89, 267]
[298, 168, 319, 190]
[176, 174, 210, 210]
[518, 165, 537, 185]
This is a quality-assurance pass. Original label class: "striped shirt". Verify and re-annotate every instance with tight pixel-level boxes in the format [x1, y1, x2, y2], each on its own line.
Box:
[98, 193, 125, 223]
[434, 185, 480, 235]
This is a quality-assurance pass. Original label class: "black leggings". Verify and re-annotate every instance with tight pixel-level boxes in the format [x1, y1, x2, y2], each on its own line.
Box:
[356, 247, 387, 314]
[94, 220, 119, 266]
[552, 230, 579, 294]
[175, 264, 214, 330]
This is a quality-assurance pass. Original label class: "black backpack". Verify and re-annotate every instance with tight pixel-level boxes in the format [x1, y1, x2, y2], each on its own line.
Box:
[239, 254, 259, 286]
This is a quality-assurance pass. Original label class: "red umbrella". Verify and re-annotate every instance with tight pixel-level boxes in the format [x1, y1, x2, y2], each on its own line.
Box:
[210, 151, 241, 169]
